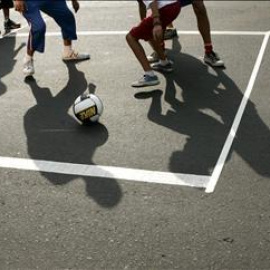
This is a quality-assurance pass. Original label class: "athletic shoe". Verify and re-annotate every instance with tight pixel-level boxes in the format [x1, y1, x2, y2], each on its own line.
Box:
[204, 51, 225, 67]
[131, 74, 160, 88]
[151, 60, 173, 73]
[62, 50, 90, 62]
[23, 57, 35, 77]
[147, 51, 159, 63]
[4, 19, 21, 31]
[164, 28, 178, 40]
[147, 50, 169, 63]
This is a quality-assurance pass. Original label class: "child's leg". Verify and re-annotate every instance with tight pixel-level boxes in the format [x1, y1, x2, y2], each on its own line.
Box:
[41, 0, 89, 61]
[126, 20, 160, 87]
[148, 39, 166, 61]
[23, 4, 46, 54]
[41, 0, 77, 44]
[126, 33, 152, 72]
[2, 0, 21, 31]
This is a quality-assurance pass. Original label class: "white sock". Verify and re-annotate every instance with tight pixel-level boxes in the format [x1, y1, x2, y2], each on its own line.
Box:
[159, 59, 170, 66]
[63, 45, 73, 56]
[24, 54, 33, 62]
[145, 70, 155, 77]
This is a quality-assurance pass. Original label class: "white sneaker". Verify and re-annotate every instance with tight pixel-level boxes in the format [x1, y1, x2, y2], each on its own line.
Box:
[204, 51, 225, 67]
[62, 50, 90, 62]
[23, 57, 35, 76]
[147, 50, 169, 63]
[131, 74, 160, 88]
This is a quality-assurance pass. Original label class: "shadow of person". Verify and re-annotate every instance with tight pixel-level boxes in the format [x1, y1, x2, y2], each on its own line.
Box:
[23, 63, 122, 207]
[214, 68, 270, 178]
[135, 38, 270, 179]
[0, 37, 25, 96]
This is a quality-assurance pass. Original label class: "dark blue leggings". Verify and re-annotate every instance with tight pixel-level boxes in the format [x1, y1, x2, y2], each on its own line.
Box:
[23, 0, 77, 53]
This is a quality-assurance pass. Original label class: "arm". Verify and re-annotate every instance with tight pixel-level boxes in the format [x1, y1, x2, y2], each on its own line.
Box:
[149, 0, 163, 41]
[14, 0, 26, 13]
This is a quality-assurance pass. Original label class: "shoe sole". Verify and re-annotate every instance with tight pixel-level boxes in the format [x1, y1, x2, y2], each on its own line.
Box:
[132, 81, 160, 88]
[204, 60, 225, 67]
[151, 66, 173, 73]
[62, 56, 90, 62]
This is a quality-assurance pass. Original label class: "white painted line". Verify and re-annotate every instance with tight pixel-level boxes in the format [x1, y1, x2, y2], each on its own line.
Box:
[4, 30, 268, 38]
[202, 31, 267, 36]
[205, 32, 270, 193]
[0, 156, 210, 188]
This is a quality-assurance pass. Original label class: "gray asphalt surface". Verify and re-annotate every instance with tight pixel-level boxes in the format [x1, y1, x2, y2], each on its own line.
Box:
[0, 1, 270, 269]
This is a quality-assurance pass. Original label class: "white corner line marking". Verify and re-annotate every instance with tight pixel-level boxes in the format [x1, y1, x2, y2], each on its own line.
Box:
[205, 32, 270, 193]
[0, 156, 210, 188]
[4, 30, 268, 38]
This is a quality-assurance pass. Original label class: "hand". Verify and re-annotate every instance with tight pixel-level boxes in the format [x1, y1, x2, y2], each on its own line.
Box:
[14, 0, 26, 13]
[72, 0, 80, 13]
[153, 24, 163, 41]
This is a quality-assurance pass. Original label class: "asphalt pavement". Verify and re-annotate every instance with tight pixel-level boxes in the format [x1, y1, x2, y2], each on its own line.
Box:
[0, 1, 270, 269]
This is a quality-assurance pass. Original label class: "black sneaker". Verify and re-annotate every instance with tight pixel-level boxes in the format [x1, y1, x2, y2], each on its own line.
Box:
[4, 19, 21, 31]
[164, 28, 178, 40]
[204, 51, 225, 67]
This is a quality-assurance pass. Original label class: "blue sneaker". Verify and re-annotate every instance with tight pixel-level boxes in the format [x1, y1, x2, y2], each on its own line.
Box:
[131, 74, 160, 88]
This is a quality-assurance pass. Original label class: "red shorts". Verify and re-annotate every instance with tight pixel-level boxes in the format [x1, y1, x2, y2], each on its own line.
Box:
[129, 2, 181, 41]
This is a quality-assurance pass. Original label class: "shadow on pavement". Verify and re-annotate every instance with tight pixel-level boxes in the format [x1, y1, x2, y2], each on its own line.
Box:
[23, 62, 122, 207]
[135, 38, 270, 178]
[0, 36, 25, 96]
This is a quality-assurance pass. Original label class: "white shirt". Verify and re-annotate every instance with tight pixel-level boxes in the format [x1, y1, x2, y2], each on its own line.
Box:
[143, 0, 178, 10]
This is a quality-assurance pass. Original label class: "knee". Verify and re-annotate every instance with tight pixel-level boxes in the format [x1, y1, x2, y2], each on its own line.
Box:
[126, 32, 136, 45]
[34, 21, 46, 35]
[126, 32, 132, 42]
[62, 9, 76, 25]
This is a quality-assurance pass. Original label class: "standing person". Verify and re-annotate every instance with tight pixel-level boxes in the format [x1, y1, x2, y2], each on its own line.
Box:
[0, 0, 21, 35]
[14, 0, 90, 77]
[126, 0, 181, 87]
[149, 0, 225, 67]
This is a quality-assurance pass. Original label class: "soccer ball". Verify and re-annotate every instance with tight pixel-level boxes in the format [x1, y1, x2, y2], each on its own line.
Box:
[73, 93, 103, 124]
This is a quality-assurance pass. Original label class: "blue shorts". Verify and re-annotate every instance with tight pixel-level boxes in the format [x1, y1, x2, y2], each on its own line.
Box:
[23, 0, 77, 53]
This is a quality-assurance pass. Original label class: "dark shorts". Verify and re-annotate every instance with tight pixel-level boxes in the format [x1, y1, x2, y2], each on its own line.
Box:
[0, 0, 14, 9]
[130, 2, 181, 41]
[180, 0, 194, 7]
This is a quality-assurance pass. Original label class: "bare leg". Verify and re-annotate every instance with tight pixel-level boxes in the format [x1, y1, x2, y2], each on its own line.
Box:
[148, 39, 166, 61]
[167, 22, 174, 29]
[63, 39, 71, 46]
[3, 8, 10, 20]
[27, 48, 35, 57]
[126, 33, 152, 72]
[192, 0, 211, 44]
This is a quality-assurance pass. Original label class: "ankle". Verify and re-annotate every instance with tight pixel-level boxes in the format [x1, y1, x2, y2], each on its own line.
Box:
[63, 45, 73, 56]
[204, 43, 213, 54]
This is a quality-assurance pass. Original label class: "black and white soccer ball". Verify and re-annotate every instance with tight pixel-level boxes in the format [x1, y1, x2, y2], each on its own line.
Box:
[73, 94, 103, 124]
